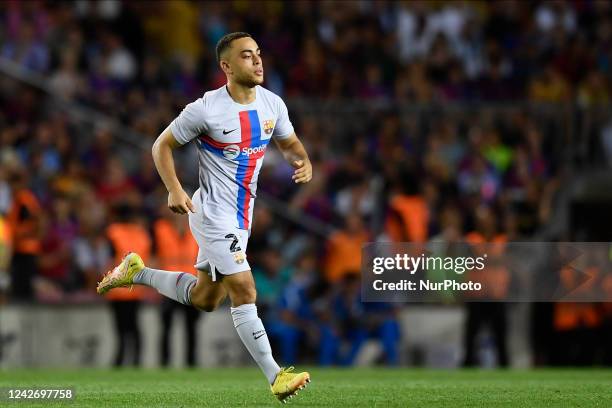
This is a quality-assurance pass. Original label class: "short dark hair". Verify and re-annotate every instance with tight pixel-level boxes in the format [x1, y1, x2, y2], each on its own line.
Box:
[216, 32, 252, 62]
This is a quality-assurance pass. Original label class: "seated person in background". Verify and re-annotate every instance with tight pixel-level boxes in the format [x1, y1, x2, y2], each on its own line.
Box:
[328, 274, 400, 366]
[252, 247, 291, 318]
[267, 251, 336, 365]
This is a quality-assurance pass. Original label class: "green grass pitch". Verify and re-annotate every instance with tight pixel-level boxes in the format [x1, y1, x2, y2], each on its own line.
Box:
[2, 368, 611, 407]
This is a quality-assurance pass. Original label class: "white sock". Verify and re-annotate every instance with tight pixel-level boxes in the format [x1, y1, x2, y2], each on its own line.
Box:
[133, 267, 196, 305]
[231, 303, 280, 384]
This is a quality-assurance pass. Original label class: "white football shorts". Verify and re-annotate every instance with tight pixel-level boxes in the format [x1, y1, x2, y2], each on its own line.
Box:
[188, 189, 251, 281]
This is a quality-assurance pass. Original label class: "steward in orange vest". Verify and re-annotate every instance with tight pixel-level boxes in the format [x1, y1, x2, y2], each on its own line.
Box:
[105, 219, 151, 301]
[154, 209, 201, 367]
[554, 264, 603, 331]
[465, 231, 509, 300]
[7, 171, 42, 300]
[324, 213, 369, 283]
[385, 194, 429, 243]
[0, 216, 12, 302]
[462, 206, 509, 367]
[104, 204, 151, 367]
[153, 214, 198, 276]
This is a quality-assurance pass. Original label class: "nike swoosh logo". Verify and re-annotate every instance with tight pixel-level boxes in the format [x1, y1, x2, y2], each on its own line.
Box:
[254, 333, 266, 340]
[223, 128, 237, 135]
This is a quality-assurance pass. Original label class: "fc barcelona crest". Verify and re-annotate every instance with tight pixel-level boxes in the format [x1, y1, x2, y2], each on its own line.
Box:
[233, 252, 245, 264]
[263, 120, 274, 135]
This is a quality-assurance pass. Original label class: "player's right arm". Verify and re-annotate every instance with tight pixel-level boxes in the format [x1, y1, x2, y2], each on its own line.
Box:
[152, 127, 195, 214]
[154, 97, 207, 214]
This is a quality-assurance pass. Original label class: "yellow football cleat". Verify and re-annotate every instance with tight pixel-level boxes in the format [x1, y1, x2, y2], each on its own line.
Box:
[96, 252, 145, 295]
[270, 367, 310, 403]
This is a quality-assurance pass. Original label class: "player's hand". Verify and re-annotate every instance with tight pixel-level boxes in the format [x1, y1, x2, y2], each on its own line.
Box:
[291, 159, 312, 184]
[168, 189, 195, 214]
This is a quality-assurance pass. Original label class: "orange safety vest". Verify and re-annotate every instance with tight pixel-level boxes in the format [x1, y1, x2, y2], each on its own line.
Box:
[105, 222, 152, 301]
[153, 219, 198, 275]
[0, 216, 12, 268]
[324, 230, 368, 283]
[465, 232, 507, 245]
[7, 189, 41, 254]
[554, 266, 602, 331]
[554, 303, 601, 331]
[465, 232, 509, 299]
[385, 195, 429, 243]
[0, 216, 11, 245]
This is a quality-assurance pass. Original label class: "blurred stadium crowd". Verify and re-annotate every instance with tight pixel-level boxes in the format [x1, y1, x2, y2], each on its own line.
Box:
[1, 1, 611, 367]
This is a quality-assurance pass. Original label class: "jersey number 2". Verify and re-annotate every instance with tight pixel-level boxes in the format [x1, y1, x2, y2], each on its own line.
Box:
[225, 233, 242, 253]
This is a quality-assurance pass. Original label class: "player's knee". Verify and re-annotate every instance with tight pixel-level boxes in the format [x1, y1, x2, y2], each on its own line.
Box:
[230, 285, 256, 306]
[192, 297, 218, 312]
[190, 288, 219, 312]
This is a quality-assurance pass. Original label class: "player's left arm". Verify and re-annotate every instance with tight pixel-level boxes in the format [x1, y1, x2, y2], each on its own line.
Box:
[274, 133, 312, 184]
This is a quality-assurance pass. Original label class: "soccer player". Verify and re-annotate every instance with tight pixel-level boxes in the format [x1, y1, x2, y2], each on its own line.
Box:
[97, 32, 312, 402]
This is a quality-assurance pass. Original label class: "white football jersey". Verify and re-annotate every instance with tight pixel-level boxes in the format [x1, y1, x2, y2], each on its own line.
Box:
[170, 85, 294, 230]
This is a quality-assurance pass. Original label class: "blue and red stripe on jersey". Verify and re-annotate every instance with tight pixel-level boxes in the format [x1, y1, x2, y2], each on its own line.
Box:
[198, 133, 227, 156]
[235, 110, 264, 229]
[196, 110, 268, 230]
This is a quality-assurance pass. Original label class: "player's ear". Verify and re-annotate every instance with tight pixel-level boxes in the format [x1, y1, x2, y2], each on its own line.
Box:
[220, 60, 232, 75]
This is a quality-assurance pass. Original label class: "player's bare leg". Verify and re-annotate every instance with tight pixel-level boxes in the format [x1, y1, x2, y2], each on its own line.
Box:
[222, 270, 310, 402]
[189, 270, 227, 312]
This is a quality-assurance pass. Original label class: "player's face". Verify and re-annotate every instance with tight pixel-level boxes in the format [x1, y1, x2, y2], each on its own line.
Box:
[225, 37, 264, 87]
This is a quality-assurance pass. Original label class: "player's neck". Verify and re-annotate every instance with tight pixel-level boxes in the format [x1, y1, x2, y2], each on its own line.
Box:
[226, 82, 256, 105]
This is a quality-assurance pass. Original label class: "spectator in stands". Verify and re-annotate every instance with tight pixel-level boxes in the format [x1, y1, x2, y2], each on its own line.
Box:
[268, 251, 332, 365]
[329, 274, 400, 366]
[72, 207, 112, 292]
[253, 247, 291, 317]
[38, 194, 78, 293]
